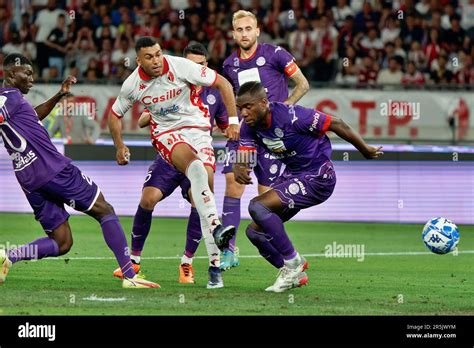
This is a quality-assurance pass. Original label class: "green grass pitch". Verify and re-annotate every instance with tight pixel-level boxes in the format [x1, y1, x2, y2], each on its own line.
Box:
[0, 213, 473, 315]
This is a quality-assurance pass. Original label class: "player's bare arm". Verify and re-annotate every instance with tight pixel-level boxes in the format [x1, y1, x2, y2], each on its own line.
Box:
[35, 76, 77, 121]
[213, 74, 240, 140]
[284, 69, 309, 105]
[108, 112, 130, 165]
[138, 111, 151, 128]
[329, 116, 384, 159]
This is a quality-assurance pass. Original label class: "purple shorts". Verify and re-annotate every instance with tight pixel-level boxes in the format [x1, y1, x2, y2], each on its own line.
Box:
[222, 140, 284, 187]
[271, 161, 336, 220]
[143, 155, 191, 202]
[24, 163, 100, 232]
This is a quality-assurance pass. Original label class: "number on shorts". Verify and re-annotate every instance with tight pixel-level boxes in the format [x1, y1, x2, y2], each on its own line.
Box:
[144, 170, 153, 183]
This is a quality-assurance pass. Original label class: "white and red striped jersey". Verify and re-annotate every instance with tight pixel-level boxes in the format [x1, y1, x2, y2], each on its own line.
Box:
[112, 54, 218, 136]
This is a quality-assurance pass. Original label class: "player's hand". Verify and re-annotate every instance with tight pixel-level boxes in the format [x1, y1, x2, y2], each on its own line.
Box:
[116, 145, 131, 165]
[363, 145, 384, 159]
[233, 164, 253, 185]
[60, 75, 77, 95]
[224, 124, 240, 141]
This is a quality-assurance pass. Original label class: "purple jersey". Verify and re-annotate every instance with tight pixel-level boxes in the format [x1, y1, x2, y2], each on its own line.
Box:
[223, 43, 298, 103]
[239, 102, 333, 174]
[200, 86, 228, 131]
[0, 88, 71, 192]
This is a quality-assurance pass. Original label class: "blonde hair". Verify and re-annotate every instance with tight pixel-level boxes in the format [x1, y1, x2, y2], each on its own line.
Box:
[232, 10, 258, 28]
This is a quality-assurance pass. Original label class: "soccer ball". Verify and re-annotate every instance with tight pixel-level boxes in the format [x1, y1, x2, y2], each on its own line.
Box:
[422, 217, 460, 254]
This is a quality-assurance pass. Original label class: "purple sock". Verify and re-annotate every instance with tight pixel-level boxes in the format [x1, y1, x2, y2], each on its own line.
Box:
[248, 200, 296, 260]
[7, 237, 59, 264]
[184, 207, 202, 257]
[222, 196, 241, 252]
[246, 225, 284, 268]
[100, 214, 136, 279]
[131, 205, 153, 256]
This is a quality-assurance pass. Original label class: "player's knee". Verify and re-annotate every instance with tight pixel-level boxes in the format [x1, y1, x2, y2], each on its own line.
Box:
[248, 199, 271, 222]
[139, 197, 157, 211]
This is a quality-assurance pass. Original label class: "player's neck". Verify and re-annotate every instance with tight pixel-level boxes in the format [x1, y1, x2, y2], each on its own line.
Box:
[239, 42, 258, 59]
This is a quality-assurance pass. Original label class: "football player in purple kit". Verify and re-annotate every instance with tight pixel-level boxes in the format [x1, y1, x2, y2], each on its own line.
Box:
[113, 43, 238, 289]
[0, 53, 159, 289]
[233, 82, 383, 293]
[220, 10, 310, 269]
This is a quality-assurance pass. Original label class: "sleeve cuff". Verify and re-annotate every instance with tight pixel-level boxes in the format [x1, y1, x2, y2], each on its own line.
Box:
[111, 108, 123, 119]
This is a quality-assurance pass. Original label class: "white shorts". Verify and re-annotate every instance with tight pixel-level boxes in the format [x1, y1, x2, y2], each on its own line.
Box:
[153, 127, 216, 171]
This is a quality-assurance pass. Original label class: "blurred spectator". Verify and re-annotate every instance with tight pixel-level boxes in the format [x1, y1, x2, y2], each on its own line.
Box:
[98, 38, 114, 78]
[0, 6, 16, 47]
[19, 13, 35, 43]
[42, 65, 60, 81]
[430, 55, 454, 84]
[332, 0, 354, 29]
[455, 55, 474, 84]
[461, 0, 474, 32]
[402, 61, 426, 85]
[45, 13, 68, 76]
[358, 27, 384, 53]
[207, 29, 227, 64]
[337, 15, 355, 57]
[95, 15, 118, 43]
[354, 1, 380, 34]
[112, 36, 137, 70]
[68, 27, 97, 77]
[2, 31, 37, 61]
[394, 37, 407, 61]
[336, 45, 359, 84]
[441, 3, 456, 30]
[415, 0, 431, 18]
[377, 56, 403, 84]
[357, 54, 378, 85]
[380, 15, 401, 44]
[33, 0, 67, 75]
[381, 42, 395, 69]
[289, 17, 312, 69]
[401, 14, 424, 50]
[311, 15, 339, 82]
[445, 15, 466, 52]
[424, 28, 442, 69]
[407, 41, 427, 70]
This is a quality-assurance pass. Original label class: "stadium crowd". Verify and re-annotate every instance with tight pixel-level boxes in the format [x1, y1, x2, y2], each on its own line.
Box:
[0, 0, 474, 85]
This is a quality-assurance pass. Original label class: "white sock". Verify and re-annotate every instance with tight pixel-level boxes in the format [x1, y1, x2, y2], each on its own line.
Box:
[181, 254, 193, 265]
[200, 216, 221, 268]
[185, 159, 221, 231]
[284, 252, 302, 268]
[185, 159, 221, 268]
[131, 255, 141, 264]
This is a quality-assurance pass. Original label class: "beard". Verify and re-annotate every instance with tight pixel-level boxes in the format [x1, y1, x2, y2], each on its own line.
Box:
[239, 37, 257, 50]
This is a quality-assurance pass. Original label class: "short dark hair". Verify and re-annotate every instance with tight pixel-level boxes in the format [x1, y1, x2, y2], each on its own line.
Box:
[237, 81, 265, 98]
[135, 36, 158, 53]
[3, 53, 32, 69]
[183, 42, 208, 59]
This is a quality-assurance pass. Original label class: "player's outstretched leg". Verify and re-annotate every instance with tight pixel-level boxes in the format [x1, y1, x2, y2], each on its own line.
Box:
[247, 190, 308, 293]
[1, 221, 73, 284]
[172, 143, 235, 252]
[88, 193, 160, 289]
[179, 207, 201, 284]
[113, 187, 163, 279]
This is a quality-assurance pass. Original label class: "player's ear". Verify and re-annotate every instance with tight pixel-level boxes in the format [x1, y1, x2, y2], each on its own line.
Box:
[256, 26, 260, 37]
[135, 56, 140, 66]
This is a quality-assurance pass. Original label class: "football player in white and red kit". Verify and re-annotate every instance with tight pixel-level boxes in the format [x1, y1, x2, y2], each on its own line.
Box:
[108, 37, 239, 272]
